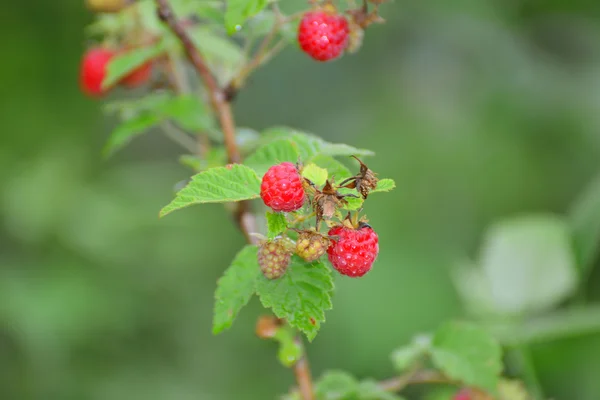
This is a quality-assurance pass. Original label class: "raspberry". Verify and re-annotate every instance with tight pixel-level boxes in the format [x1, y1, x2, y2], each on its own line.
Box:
[298, 10, 349, 62]
[296, 230, 330, 262]
[120, 60, 153, 88]
[80, 48, 114, 97]
[327, 224, 379, 277]
[453, 389, 472, 400]
[258, 238, 294, 279]
[260, 162, 305, 212]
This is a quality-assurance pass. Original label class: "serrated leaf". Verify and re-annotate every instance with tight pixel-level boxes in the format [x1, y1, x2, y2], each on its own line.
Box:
[479, 214, 578, 316]
[309, 155, 353, 181]
[104, 113, 162, 156]
[315, 370, 359, 399]
[371, 179, 396, 194]
[302, 164, 328, 186]
[213, 245, 260, 334]
[430, 321, 502, 393]
[357, 380, 406, 400]
[255, 257, 334, 341]
[266, 211, 287, 239]
[245, 139, 300, 177]
[569, 173, 600, 277]
[160, 165, 261, 216]
[225, 0, 268, 34]
[103, 41, 166, 88]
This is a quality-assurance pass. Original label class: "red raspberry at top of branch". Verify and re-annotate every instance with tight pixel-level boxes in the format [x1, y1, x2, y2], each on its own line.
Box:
[80, 48, 114, 97]
[298, 9, 350, 62]
[260, 162, 306, 212]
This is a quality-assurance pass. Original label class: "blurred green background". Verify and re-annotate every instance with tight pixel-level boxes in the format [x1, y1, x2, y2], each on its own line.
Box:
[2, 0, 600, 399]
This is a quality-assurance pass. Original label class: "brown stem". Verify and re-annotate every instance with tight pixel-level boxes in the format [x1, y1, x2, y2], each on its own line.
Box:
[379, 370, 459, 392]
[293, 352, 315, 400]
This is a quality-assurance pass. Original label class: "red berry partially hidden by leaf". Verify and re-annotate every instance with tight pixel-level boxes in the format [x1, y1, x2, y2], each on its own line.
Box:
[258, 239, 293, 279]
[260, 162, 305, 212]
[120, 60, 153, 88]
[453, 389, 472, 400]
[298, 10, 349, 62]
[327, 224, 379, 277]
[80, 48, 114, 97]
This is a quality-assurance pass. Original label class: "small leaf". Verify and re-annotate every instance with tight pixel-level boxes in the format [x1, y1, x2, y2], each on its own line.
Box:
[104, 113, 162, 156]
[309, 155, 353, 181]
[315, 370, 359, 399]
[158, 95, 213, 131]
[321, 143, 375, 157]
[357, 380, 407, 400]
[255, 257, 334, 341]
[391, 334, 432, 373]
[160, 165, 261, 217]
[569, 173, 600, 277]
[188, 26, 245, 64]
[273, 325, 303, 367]
[266, 211, 287, 239]
[213, 245, 261, 334]
[302, 164, 328, 186]
[371, 179, 396, 194]
[430, 321, 503, 393]
[245, 139, 300, 177]
[103, 41, 165, 88]
[225, 0, 268, 34]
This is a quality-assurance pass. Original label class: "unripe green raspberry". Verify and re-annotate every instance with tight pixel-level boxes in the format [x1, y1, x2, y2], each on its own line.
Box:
[296, 230, 330, 262]
[258, 238, 293, 279]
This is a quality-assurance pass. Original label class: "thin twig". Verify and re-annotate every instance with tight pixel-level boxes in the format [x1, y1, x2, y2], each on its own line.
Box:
[379, 370, 458, 392]
[293, 340, 315, 400]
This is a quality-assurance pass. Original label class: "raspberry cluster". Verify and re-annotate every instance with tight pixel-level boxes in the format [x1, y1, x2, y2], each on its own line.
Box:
[258, 160, 380, 279]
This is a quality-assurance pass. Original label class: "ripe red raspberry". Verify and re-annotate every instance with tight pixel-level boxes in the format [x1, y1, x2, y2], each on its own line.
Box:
[80, 48, 114, 97]
[296, 230, 330, 262]
[260, 162, 305, 212]
[120, 60, 153, 88]
[298, 10, 349, 62]
[327, 224, 379, 277]
[258, 239, 293, 279]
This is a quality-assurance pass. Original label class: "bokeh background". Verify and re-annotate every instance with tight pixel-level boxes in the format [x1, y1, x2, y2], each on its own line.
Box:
[2, 0, 600, 399]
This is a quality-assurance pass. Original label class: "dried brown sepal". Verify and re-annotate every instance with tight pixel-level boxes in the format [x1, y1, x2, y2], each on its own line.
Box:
[346, 7, 385, 29]
[312, 179, 358, 227]
[256, 315, 284, 339]
[340, 156, 379, 199]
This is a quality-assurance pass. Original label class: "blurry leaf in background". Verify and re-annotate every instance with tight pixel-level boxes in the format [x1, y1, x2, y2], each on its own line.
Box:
[454, 214, 578, 317]
[431, 321, 503, 393]
[103, 41, 166, 89]
[224, 0, 268, 35]
[569, 173, 600, 279]
[245, 139, 300, 176]
[391, 334, 431, 373]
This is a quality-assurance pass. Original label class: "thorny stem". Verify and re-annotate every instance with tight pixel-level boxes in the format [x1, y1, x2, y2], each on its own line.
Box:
[154, 1, 314, 398]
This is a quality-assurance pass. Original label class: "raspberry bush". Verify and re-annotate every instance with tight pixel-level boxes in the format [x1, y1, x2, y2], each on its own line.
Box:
[79, 0, 566, 399]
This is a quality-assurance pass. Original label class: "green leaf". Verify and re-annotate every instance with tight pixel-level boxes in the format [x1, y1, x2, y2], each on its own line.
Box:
[160, 165, 261, 217]
[309, 155, 353, 181]
[245, 139, 300, 177]
[478, 214, 578, 316]
[315, 370, 359, 399]
[273, 325, 303, 367]
[266, 211, 287, 239]
[357, 380, 406, 400]
[255, 257, 334, 341]
[157, 95, 213, 131]
[371, 179, 396, 194]
[302, 163, 328, 186]
[103, 41, 166, 89]
[188, 26, 244, 64]
[213, 245, 261, 334]
[430, 321, 503, 393]
[569, 173, 600, 277]
[321, 143, 375, 157]
[104, 113, 162, 156]
[225, 0, 268, 34]
[391, 334, 432, 373]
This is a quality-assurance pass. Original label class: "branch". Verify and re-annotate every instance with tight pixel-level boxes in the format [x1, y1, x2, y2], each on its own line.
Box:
[154, 2, 313, 399]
